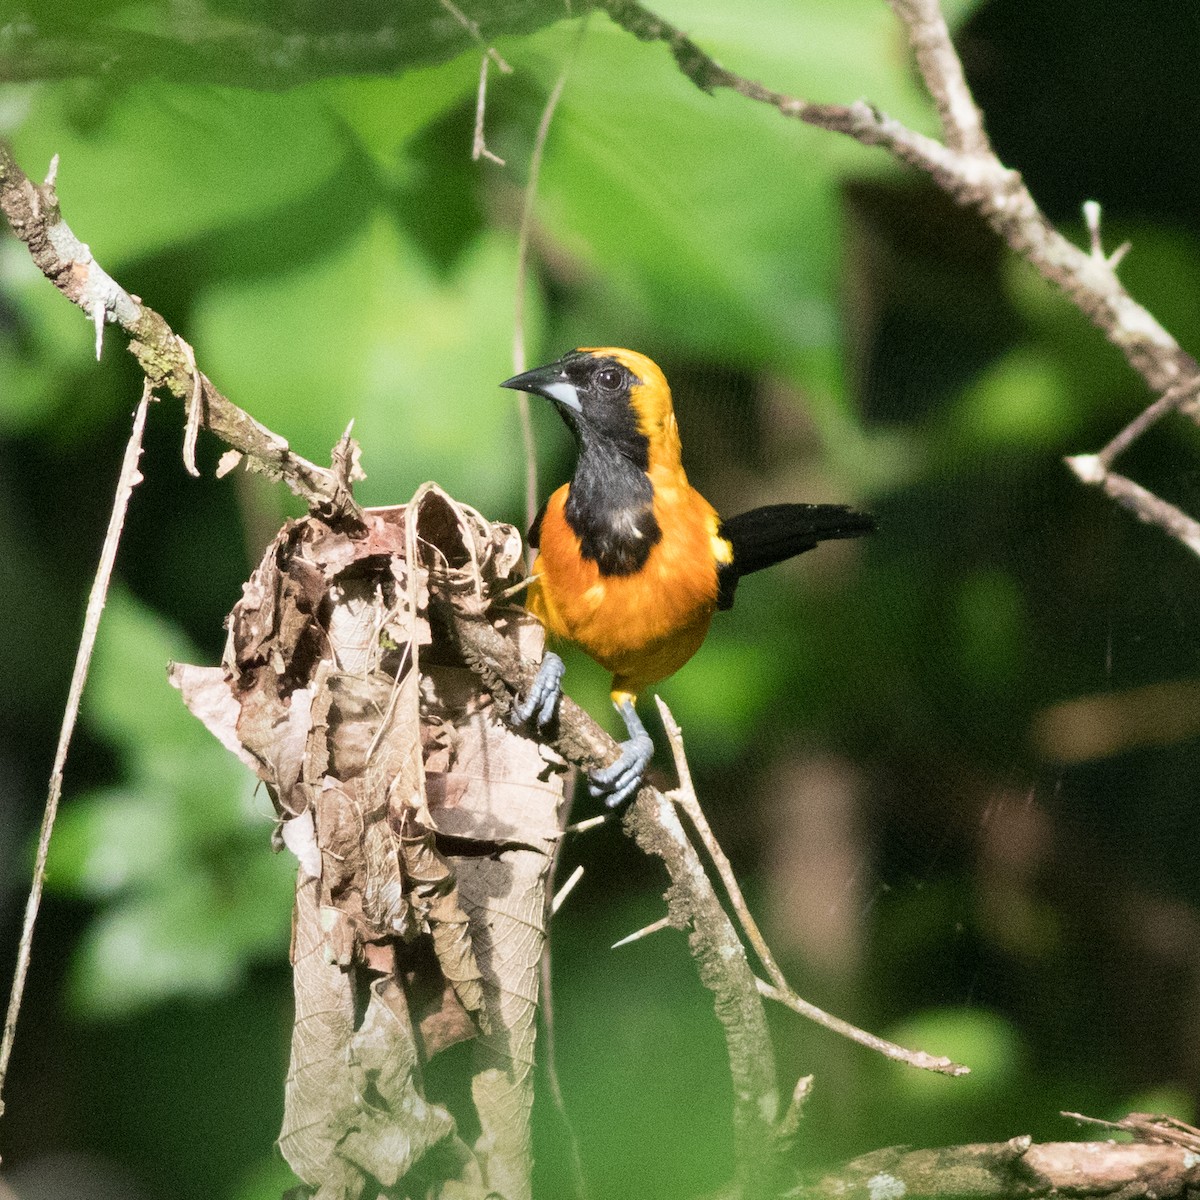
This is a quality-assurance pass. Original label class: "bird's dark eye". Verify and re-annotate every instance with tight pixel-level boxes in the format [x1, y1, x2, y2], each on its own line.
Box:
[595, 367, 622, 391]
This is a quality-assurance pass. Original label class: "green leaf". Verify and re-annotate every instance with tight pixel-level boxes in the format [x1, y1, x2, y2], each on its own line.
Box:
[941, 348, 1076, 450]
[232, 1156, 304, 1200]
[519, 0, 942, 368]
[192, 212, 539, 514]
[11, 80, 350, 265]
[658, 635, 782, 760]
[0, 237, 97, 434]
[83, 587, 198, 751]
[954, 569, 1025, 691]
[68, 856, 293, 1017]
[317, 55, 484, 176]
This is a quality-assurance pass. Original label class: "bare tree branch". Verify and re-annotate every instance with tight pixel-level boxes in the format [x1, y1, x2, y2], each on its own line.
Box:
[0, 141, 357, 516]
[808, 1134, 1200, 1200]
[658, 700, 967, 1079]
[444, 612, 785, 1196]
[596, 0, 1200, 558]
[597, 0, 1195, 397]
[1065, 457, 1200, 555]
[887, 0, 989, 155]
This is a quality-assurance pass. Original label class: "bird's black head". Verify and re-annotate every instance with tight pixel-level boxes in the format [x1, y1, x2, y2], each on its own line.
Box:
[501, 348, 650, 470]
[502, 348, 673, 573]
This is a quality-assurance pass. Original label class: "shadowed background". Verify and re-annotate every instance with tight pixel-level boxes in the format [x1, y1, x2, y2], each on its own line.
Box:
[2, 0, 1200, 1196]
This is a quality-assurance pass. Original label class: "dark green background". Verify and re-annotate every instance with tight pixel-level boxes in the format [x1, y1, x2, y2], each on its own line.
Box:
[2, 0, 1199, 1196]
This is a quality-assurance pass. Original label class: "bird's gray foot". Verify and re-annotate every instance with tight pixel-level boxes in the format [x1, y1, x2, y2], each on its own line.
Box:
[513, 651, 565, 729]
[589, 699, 653, 807]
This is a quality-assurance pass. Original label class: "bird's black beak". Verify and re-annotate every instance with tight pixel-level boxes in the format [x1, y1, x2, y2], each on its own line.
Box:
[500, 359, 582, 413]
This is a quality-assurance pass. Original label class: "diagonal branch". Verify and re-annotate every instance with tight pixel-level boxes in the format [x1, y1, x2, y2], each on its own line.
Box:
[656, 699, 967, 1079]
[0, 380, 152, 1117]
[0, 142, 357, 517]
[887, 0, 990, 155]
[0, 129, 974, 1189]
[598, 0, 1195, 398]
[441, 610, 782, 1195]
[444, 611, 968, 1160]
[597, 0, 1200, 559]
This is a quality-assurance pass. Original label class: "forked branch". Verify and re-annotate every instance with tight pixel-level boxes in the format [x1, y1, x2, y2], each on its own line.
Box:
[598, 0, 1200, 556]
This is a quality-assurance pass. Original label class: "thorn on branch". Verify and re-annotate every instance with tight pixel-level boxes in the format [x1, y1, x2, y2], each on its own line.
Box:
[550, 864, 584, 915]
[564, 813, 608, 834]
[611, 915, 672, 949]
[177, 334, 203, 477]
[90, 296, 105, 361]
[1083, 199, 1130, 271]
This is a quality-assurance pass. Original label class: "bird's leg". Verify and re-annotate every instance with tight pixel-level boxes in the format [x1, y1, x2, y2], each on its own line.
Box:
[512, 650, 565, 729]
[589, 698, 654, 808]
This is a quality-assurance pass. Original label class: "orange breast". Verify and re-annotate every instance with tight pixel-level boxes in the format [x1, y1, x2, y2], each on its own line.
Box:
[527, 472, 722, 698]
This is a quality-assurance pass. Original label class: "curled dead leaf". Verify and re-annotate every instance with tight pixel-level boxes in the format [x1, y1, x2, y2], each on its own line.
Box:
[174, 483, 565, 1199]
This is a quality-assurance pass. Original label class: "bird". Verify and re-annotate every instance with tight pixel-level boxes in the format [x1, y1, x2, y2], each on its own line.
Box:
[501, 347, 874, 806]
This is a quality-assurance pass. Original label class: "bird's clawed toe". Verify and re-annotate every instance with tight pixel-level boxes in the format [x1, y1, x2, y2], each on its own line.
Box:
[588, 732, 653, 807]
[513, 651, 565, 729]
[587, 697, 653, 807]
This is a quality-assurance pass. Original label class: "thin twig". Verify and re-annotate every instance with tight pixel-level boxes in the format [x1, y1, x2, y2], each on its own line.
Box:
[1065, 460, 1200, 558]
[564, 813, 609, 834]
[540, 777, 588, 1200]
[1063, 1112, 1200, 1152]
[886, 0, 989, 155]
[0, 379, 154, 1116]
[537, 945, 589, 1200]
[656, 697, 968, 1078]
[472, 56, 506, 165]
[611, 915, 671, 949]
[1093, 378, 1200, 469]
[437, 0, 512, 72]
[512, 16, 588, 551]
[550, 864, 584, 915]
[446, 610, 782, 1195]
[756, 980, 966, 1077]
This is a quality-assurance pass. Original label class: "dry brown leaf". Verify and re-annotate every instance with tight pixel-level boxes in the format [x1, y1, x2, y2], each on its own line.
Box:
[167, 662, 260, 773]
[173, 483, 565, 1198]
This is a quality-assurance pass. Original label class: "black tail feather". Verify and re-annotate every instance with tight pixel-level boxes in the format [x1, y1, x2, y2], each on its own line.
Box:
[716, 503, 874, 609]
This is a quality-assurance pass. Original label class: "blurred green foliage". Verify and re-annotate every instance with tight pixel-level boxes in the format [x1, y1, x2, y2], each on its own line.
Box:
[3, 0, 1200, 1197]
[46, 587, 294, 1016]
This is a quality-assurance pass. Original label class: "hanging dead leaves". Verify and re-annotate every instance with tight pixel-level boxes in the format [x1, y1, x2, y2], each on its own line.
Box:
[171, 482, 567, 1200]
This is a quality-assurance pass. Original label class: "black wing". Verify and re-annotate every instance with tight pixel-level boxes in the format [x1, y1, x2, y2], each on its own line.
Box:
[716, 503, 874, 610]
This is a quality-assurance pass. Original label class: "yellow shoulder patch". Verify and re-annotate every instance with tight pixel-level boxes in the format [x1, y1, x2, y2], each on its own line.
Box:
[711, 535, 734, 565]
